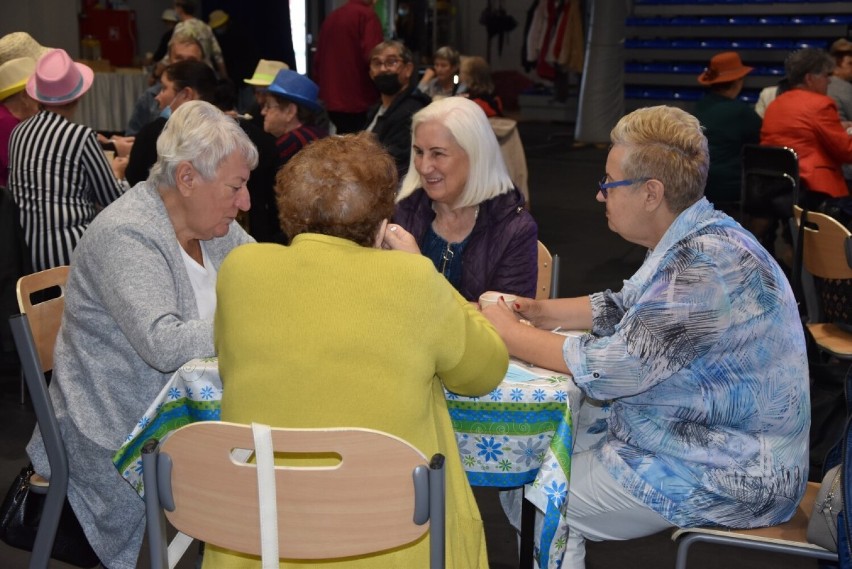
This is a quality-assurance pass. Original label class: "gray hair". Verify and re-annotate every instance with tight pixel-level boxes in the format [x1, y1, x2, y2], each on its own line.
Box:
[610, 105, 708, 214]
[398, 96, 513, 208]
[433, 46, 460, 68]
[370, 40, 413, 64]
[148, 100, 258, 187]
[785, 48, 834, 86]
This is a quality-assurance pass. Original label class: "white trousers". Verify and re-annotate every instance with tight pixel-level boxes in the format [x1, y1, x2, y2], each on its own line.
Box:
[500, 400, 675, 569]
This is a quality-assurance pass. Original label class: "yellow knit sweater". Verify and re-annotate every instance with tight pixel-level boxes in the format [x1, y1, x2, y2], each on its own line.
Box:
[206, 233, 508, 569]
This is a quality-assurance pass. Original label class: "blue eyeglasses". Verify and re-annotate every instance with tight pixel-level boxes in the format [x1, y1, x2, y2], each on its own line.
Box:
[597, 176, 651, 199]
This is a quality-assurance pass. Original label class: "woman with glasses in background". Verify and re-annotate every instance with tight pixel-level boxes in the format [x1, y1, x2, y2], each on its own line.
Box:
[481, 105, 809, 569]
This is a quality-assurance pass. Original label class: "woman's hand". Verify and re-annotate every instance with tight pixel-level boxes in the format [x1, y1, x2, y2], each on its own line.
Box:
[110, 135, 135, 157]
[381, 223, 421, 254]
[112, 156, 129, 181]
[480, 297, 523, 334]
[512, 296, 546, 327]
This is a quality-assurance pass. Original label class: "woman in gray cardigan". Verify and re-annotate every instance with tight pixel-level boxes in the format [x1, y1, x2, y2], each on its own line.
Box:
[26, 101, 257, 569]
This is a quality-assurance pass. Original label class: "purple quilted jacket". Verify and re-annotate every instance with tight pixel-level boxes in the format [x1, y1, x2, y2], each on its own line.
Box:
[393, 188, 538, 301]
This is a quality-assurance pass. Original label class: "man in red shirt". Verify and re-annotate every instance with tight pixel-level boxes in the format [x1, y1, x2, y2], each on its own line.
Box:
[313, 0, 384, 134]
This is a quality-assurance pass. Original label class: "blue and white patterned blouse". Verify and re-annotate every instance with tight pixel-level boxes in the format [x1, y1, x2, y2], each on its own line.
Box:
[563, 197, 809, 528]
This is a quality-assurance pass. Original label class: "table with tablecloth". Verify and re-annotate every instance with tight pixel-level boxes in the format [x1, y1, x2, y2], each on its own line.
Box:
[113, 356, 583, 569]
[74, 69, 148, 133]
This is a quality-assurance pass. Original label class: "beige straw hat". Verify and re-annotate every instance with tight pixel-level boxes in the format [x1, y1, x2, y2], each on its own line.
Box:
[244, 59, 289, 86]
[0, 32, 52, 66]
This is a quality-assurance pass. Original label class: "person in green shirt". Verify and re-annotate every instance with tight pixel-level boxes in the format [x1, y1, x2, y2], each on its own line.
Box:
[693, 51, 762, 213]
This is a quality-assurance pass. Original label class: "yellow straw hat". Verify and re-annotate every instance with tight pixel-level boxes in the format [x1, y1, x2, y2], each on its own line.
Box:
[0, 56, 36, 101]
[244, 59, 288, 87]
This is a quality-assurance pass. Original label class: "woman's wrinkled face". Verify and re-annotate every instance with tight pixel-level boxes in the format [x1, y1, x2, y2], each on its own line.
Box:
[412, 120, 470, 207]
[183, 151, 251, 240]
[434, 57, 456, 85]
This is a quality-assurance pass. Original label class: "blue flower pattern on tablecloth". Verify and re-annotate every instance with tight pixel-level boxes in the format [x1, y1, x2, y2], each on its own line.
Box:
[554, 390, 567, 402]
[200, 385, 214, 400]
[477, 436, 504, 462]
[510, 388, 524, 401]
[544, 481, 567, 508]
[489, 388, 503, 401]
[533, 388, 546, 402]
[168, 387, 181, 400]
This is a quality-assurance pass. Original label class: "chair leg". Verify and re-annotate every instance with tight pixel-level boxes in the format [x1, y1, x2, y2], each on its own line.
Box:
[519, 488, 536, 569]
[20, 368, 25, 405]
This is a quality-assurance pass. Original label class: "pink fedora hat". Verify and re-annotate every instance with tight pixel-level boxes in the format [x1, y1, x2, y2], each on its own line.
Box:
[26, 49, 93, 105]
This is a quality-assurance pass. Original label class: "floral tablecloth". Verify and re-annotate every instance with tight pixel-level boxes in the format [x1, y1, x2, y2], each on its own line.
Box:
[113, 357, 581, 569]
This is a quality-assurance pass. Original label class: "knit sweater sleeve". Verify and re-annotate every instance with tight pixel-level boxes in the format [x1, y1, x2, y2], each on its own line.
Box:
[434, 280, 508, 397]
[78, 196, 214, 372]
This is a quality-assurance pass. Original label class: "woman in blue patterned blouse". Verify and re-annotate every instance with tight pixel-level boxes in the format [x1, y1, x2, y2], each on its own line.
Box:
[483, 105, 809, 569]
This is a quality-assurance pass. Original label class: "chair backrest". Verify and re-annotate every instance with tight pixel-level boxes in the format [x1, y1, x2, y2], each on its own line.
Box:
[536, 241, 559, 300]
[143, 422, 445, 567]
[16, 266, 69, 373]
[741, 144, 800, 218]
[800, 210, 852, 281]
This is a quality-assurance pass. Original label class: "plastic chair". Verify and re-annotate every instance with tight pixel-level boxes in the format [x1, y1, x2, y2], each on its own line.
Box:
[671, 482, 838, 568]
[9, 314, 70, 569]
[142, 422, 446, 568]
[10, 266, 78, 569]
[793, 208, 852, 359]
[536, 241, 560, 300]
[740, 144, 799, 222]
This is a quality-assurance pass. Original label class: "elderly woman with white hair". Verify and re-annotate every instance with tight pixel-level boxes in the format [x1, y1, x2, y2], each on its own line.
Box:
[26, 100, 256, 569]
[386, 96, 538, 301]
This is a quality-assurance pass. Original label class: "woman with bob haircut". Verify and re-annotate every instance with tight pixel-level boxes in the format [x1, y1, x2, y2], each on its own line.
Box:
[210, 132, 508, 569]
[26, 100, 256, 569]
[389, 95, 538, 301]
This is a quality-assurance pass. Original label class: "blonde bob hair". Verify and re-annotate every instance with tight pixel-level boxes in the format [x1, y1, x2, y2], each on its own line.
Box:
[610, 105, 708, 214]
[397, 96, 513, 209]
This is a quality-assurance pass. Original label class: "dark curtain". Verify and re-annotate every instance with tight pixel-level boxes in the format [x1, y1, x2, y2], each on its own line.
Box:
[202, 0, 296, 71]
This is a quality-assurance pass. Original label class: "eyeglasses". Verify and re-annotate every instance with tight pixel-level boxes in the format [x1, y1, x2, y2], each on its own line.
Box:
[262, 101, 280, 111]
[598, 176, 651, 199]
[370, 57, 403, 71]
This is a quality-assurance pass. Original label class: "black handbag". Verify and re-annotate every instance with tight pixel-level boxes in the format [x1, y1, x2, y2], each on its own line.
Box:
[0, 464, 100, 568]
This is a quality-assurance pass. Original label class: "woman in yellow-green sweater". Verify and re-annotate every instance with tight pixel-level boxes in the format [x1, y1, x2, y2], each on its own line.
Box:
[209, 133, 509, 569]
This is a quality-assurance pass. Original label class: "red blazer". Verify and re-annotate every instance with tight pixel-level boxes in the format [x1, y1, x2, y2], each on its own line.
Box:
[761, 89, 852, 198]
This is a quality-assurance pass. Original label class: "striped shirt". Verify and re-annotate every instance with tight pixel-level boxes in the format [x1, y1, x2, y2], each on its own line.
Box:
[8, 110, 126, 271]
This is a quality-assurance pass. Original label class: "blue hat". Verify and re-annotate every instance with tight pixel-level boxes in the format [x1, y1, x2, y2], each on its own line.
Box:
[267, 69, 320, 112]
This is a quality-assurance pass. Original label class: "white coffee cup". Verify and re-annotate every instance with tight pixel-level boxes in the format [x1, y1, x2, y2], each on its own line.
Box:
[479, 291, 518, 310]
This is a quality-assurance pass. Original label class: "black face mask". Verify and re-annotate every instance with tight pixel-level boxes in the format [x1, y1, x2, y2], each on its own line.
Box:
[373, 73, 402, 96]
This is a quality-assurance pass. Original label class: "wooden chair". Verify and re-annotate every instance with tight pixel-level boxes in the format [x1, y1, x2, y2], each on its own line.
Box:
[536, 240, 560, 300]
[142, 422, 446, 569]
[793, 207, 852, 359]
[9, 266, 98, 568]
[15, 265, 69, 403]
[671, 482, 838, 568]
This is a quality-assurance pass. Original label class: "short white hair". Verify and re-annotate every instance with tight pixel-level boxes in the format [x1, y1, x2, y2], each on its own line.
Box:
[397, 97, 513, 208]
[148, 100, 258, 187]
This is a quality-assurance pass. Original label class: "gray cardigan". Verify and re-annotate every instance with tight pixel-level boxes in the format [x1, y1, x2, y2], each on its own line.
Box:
[27, 182, 253, 569]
